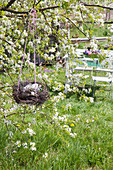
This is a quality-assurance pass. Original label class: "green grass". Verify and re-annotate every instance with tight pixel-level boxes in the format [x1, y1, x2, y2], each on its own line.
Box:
[1, 67, 113, 169]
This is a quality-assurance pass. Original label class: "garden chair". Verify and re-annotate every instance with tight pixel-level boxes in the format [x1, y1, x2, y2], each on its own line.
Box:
[92, 76, 112, 101]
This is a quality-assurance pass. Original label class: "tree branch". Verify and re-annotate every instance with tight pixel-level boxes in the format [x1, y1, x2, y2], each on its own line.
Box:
[36, 0, 42, 6]
[62, 15, 87, 37]
[79, 6, 91, 37]
[81, 2, 113, 10]
[41, 11, 51, 28]
[39, 5, 59, 11]
[0, 8, 29, 14]
[0, 5, 59, 14]
[0, 38, 13, 45]
[77, 21, 113, 24]
[0, 14, 24, 18]
[2, 0, 16, 9]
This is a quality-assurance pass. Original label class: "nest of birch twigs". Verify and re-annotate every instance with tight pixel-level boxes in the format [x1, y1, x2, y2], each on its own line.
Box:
[12, 81, 49, 105]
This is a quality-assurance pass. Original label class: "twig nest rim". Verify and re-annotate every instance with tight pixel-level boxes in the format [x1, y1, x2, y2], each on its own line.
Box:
[12, 81, 49, 105]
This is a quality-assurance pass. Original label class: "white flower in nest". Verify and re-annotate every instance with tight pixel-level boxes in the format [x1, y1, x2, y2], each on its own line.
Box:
[23, 83, 42, 92]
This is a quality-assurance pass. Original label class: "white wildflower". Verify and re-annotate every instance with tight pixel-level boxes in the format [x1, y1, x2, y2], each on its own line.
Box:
[30, 142, 35, 147]
[27, 128, 36, 136]
[65, 103, 71, 110]
[30, 146, 36, 151]
[86, 119, 89, 123]
[15, 140, 21, 147]
[22, 142, 28, 149]
[70, 133, 77, 138]
[21, 130, 27, 134]
[43, 152, 48, 158]
[63, 125, 71, 132]
[30, 142, 36, 151]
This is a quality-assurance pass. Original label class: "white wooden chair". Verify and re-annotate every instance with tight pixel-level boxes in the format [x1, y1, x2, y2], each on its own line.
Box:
[92, 76, 112, 101]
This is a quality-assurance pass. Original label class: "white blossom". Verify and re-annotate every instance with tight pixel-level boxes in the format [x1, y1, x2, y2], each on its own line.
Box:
[49, 47, 56, 53]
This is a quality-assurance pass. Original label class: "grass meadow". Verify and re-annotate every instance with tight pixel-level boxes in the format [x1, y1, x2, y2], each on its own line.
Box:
[0, 66, 113, 170]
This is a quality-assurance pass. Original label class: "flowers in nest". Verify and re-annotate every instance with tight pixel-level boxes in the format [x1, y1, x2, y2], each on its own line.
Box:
[23, 83, 42, 95]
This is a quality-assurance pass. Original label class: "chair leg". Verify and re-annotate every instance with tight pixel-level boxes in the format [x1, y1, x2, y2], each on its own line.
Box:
[109, 81, 112, 102]
[93, 80, 96, 97]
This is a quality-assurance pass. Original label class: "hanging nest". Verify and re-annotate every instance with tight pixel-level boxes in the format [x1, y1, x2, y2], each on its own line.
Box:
[12, 81, 49, 105]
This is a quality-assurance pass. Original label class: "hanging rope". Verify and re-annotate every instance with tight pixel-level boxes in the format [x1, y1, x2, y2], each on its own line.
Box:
[32, 9, 37, 93]
[12, 9, 49, 105]
[28, 20, 31, 71]
[18, 20, 29, 91]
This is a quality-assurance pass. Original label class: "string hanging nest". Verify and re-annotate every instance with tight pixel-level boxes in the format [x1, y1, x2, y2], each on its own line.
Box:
[12, 9, 49, 105]
[12, 81, 49, 105]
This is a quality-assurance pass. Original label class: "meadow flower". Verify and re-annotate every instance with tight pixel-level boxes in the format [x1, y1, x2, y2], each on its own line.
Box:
[92, 119, 95, 122]
[58, 116, 65, 121]
[70, 133, 77, 138]
[27, 128, 36, 136]
[63, 125, 71, 132]
[65, 103, 72, 110]
[70, 123, 74, 127]
[9, 131, 13, 138]
[22, 142, 28, 149]
[30, 142, 35, 147]
[21, 130, 27, 134]
[43, 152, 48, 158]
[86, 119, 89, 123]
[32, 118, 36, 124]
[15, 140, 21, 147]
[30, 142, 36, 151]
[30, 146, 36, 151]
